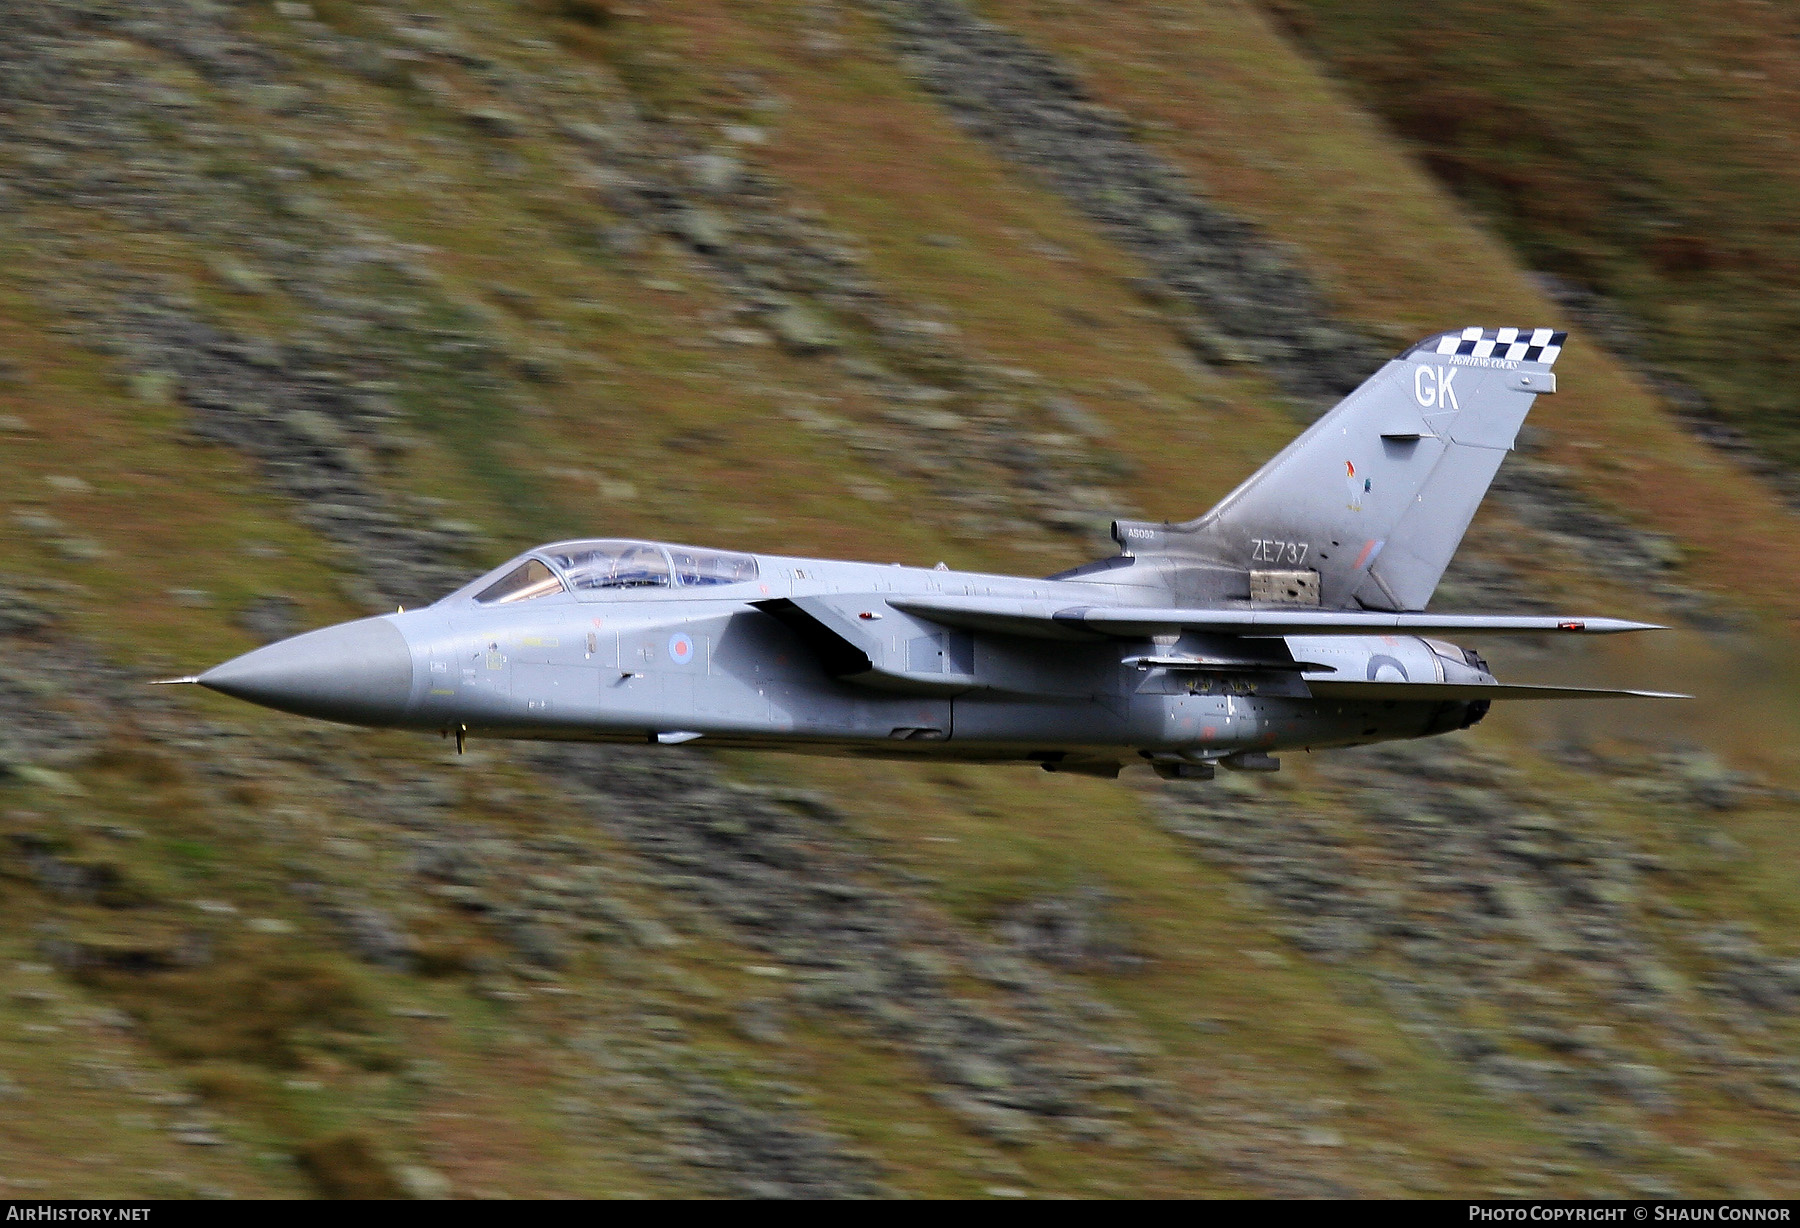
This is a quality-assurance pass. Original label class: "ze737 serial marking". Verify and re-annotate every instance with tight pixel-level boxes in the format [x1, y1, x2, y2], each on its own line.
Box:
[1250, 539, 1308, 565]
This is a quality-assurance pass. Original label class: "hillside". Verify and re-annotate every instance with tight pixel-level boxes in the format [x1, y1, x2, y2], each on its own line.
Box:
[0, 0, 1797, 1198]
[1269, 0, 1800, 482]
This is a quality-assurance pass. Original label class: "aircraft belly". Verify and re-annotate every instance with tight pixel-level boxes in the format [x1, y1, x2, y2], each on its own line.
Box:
[1248, 697, 1476, 750]
[1155, 692, 1251, 751]
[1149, 694, 1453, 754]
[770, 687, 951, 741]
[949, 697, 1126, 748]
[417, 609, 1484, 759]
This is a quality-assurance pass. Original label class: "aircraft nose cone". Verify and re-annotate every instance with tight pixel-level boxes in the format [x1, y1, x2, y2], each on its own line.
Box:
[199, 617, 414, 725]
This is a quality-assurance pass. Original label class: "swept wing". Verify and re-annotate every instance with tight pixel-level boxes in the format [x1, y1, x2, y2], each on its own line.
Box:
[1305, 681, 1687, 701]
[888, 596, 1661, 640]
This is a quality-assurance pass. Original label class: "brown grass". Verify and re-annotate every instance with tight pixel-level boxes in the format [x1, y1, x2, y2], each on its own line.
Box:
[296, 1131, 408, 1199]
[87, 954, 365, 1069]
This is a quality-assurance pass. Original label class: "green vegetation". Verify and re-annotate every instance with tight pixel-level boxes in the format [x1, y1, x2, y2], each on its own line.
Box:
[0, 0, 1797, 1200]
[1270, 0, 1800, 467]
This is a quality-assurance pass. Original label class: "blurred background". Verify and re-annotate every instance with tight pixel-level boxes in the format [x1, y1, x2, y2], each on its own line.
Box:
[2, 0, 1799, 1198]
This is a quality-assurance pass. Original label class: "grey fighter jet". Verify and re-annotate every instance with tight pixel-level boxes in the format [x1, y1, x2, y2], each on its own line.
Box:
[169, 328, 1682, 780]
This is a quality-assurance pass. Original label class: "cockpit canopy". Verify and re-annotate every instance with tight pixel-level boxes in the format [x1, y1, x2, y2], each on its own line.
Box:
[468, 540, 759, 605]
[475, 558, 563, 605]
[549, 541, 672, 592]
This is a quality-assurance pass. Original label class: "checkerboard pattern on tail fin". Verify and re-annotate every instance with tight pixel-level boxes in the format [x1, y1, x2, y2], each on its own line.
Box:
[1414, 326, 1568, 365]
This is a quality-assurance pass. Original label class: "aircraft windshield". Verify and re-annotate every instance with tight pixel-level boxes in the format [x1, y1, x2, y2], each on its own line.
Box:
[669, 547, 759, 587]
[547, 541, 672, 591]
[474, 558, 565, 605]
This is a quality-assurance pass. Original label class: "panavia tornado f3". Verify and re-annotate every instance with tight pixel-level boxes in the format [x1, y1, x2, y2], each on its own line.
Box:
[169, 328, 1683, 780]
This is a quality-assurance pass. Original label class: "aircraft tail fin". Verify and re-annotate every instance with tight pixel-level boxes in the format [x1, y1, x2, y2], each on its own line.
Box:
[1112, 328, 1565, 611]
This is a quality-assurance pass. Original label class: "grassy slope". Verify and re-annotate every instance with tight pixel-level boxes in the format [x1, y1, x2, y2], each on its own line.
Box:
[634, 0, 1595, 1189]
[652, 0, 1303, 527]
[1, 0, 1798, 1198]
[1268, 0, 1800, 468]
[692, 0, 1800, 1190]
[955, 0, 1800, 800]
[971, 0, 1800, 628]
[0, 3, 975, 1194]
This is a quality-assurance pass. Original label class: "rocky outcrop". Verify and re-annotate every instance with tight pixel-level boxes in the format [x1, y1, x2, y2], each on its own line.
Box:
[866, 0, 1718, 619]
[0, 0, 1781, 1200]
[865, 0, 1380, 406]
[1154, 742, 1800, 1194]
[541, 744, 1164, 1148]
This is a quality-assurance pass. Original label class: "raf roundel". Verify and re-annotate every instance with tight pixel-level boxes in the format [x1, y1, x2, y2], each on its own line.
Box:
[668, 632, 695, 665]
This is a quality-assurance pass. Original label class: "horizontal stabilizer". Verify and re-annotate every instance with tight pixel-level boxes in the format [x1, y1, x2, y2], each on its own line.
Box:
[1306, 681, 1688, 701]
[891, 597, 1663, 640]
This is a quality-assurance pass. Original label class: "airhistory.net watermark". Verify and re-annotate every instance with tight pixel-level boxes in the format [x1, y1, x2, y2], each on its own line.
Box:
[4, 1209, 150, 1222]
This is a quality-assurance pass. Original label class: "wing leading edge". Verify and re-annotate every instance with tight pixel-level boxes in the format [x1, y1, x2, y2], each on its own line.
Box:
[1305, 681, 1688, 701]
[889, 596, 1662, 640]
[758, 594, 1679, 701]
